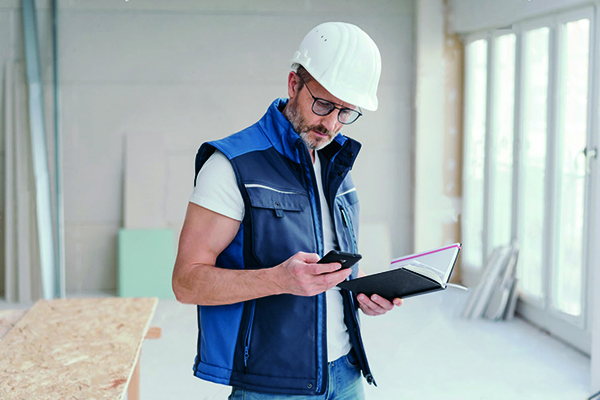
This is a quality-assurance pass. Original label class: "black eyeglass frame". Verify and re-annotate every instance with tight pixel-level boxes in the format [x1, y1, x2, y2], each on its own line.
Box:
[297, 74, 363, 125]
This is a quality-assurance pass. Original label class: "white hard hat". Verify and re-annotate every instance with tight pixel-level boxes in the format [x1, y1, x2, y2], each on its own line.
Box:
[290, 22, 381, 111]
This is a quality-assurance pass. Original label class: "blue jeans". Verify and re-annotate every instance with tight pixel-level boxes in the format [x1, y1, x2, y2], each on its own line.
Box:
[228, 351, 365, 400]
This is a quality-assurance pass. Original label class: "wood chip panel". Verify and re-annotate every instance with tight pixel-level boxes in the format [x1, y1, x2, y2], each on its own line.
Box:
[0, 297, 158, 400]
[0, 309, 28, 339]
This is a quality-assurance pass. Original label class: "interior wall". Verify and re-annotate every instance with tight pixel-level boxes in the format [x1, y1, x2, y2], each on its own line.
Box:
[0, 0, 415, 293]
[414, 0, 463, 273]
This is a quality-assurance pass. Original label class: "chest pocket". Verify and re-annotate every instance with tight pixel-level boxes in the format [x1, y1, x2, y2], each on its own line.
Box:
[245, 184, 315, 267]
[334, 187, 360, 254]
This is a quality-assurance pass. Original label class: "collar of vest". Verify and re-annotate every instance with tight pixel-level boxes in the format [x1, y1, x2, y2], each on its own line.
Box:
[260, 98, 358, 166]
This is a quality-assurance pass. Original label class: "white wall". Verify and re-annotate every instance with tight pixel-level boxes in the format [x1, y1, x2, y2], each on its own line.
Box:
[414, 0, 449, 250]
[0, 0, 415, 293]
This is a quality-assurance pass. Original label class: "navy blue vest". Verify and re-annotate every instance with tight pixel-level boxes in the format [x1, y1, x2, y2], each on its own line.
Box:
[192, 98, 375, 395]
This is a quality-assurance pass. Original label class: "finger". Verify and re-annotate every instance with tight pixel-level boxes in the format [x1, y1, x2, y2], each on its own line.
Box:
[393, 298, 403, 307]
[357, 294, 383, 315]
[307, 262, 342, 275]
[329, 268, 352, 283]
[303, 268, 350, 295]
[359, 303, 378, 316]
[317, 268, 351, 287]
[300, 252, 321, 264]
[359, 294, 394, 315]
[369, 294, 394, 311]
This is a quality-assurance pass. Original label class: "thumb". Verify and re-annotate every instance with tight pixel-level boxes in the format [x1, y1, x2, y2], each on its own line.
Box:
[300, 252, 321, 264]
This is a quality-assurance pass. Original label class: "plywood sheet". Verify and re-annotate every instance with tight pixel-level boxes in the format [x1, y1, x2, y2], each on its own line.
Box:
[0, 309, 27, 339]
[0, 297, 157, 400]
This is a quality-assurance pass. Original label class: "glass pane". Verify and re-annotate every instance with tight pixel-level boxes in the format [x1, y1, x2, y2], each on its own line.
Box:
[518, 27, 549, 299]
[552, 19, 590, 316]
[490, 34, 516, 250]
[463, 39, 488, 268]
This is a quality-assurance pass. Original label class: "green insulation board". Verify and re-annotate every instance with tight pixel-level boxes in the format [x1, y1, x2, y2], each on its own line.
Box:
[118, 229, 175, 298]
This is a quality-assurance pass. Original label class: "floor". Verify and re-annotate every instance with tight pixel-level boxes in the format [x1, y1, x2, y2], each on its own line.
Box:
[137, 291, 591, 400]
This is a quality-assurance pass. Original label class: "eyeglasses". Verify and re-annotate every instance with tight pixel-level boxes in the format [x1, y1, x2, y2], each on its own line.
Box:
[297, 74, 362, 125]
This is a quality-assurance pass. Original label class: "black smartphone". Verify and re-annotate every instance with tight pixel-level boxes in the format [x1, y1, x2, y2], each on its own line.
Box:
[317, 250, 362, 269]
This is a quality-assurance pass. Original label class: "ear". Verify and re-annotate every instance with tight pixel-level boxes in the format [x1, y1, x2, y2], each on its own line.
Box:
[287, 71, 301, 99]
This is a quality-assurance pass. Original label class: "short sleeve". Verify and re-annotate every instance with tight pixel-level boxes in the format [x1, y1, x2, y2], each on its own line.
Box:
[190, 150, 245, 221]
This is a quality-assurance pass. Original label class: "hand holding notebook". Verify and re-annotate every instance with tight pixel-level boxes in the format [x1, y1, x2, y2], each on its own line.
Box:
[338, 243, 463, 301]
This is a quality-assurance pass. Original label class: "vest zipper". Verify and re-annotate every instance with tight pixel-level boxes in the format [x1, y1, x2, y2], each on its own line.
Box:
[339, 206, 378, 386]
[339, 206, 358, 253]
[298, 142, 326, 393]
[243, 300, 256, 373]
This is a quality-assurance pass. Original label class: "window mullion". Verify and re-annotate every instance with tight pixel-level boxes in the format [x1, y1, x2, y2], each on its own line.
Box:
[585, 7, 599, 333]
[544, 21, 559, 313]
[483, 30, 495, 266]
[512, 29, 523, 245]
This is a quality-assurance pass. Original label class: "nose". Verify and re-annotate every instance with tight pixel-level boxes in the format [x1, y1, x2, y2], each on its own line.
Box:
[320, 111, 340, 133]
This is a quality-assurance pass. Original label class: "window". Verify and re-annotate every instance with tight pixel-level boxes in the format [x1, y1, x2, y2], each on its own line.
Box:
[490, 33, 516, 250]
[519, 26, 550, 301]
[461, 9, 595, 353]
[463, 38, 488, 269]
[552, 18, 591, 317]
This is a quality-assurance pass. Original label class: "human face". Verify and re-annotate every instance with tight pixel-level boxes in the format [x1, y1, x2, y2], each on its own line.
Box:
[297, 74, 362, 125]
[284, 71, 358, 151]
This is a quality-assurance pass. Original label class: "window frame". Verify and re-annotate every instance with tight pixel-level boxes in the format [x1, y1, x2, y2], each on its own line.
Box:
[461, 6, 598, 354]
[514, 16, 554, 311]
[462, 31, 490, 277]
[489, 29, 518, 254]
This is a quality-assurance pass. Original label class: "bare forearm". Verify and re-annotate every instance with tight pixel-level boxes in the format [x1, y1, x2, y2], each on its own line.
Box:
[173, 250, 352, 306]
[173, 206, 350, 306]
[173, 263, 283, 306]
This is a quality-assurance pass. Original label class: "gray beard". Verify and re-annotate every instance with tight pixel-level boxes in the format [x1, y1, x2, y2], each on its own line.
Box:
[283, 99, 334, 151]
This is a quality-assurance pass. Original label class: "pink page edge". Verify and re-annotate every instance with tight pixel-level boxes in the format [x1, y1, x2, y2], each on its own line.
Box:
[390, 243, 461, 265]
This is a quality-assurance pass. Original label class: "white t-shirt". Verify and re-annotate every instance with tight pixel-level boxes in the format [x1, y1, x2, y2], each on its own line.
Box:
[191, 150, 351, 362]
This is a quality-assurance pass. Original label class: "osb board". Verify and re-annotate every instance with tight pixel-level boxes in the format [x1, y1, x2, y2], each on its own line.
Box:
[0, 297, 158, 400]
[0, 309, 27, 339]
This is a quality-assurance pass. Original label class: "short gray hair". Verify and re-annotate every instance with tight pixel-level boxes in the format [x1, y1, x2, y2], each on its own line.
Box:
[290, 64, 314, 90]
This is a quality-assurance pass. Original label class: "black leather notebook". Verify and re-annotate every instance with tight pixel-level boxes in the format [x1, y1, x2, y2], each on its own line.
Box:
[338, 243, 462, 300]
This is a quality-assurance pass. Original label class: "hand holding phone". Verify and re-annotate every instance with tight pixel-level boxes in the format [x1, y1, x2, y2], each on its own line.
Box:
[317, 250, 362, 270]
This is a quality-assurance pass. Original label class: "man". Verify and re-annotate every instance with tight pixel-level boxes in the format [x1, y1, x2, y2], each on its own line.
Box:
[172, 22, 402, 399]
